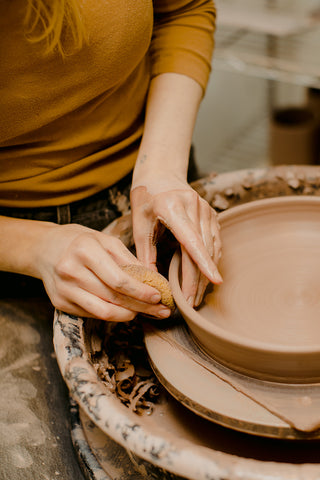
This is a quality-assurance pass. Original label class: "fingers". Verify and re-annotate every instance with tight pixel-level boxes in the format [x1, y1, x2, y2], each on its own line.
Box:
[132, 216, 158, 272]
[65, 233, 162, 305]
[180, 199, 201, 307]
[194, 200, 220, 307]
[131, 198, 159, 272]
[210, 209, 222, 266]
[130, 185, 223, 309]
[199, 198, 215, 259]
[180, 199, 220, 307]
[131, 186, 161, 272]
[102, 233, 140, 265]
[47, 228, 174, 320]
[157, 193, 222, 285]
[181, 246, 200, 306]
[53, 288, 137, 322]
[193, 274, 209, 307]
[67, 266, 171, 318]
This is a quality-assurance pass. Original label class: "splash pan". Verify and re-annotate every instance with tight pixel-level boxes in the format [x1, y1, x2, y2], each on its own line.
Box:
[169, 196, 320, 383]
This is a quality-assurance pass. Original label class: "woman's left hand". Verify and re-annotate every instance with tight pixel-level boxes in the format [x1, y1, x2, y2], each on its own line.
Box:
[131, 175, 222, 307]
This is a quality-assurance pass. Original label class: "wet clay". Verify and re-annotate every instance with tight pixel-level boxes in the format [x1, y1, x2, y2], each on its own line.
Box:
[204, 196, 320, 349]
[170, 196, 320, 382]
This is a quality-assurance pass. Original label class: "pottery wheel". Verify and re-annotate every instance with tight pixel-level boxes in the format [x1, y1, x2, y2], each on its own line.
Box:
[54, 167, 320, 479]
[156, 196, 320, 438]
[144, 319, 320, 439]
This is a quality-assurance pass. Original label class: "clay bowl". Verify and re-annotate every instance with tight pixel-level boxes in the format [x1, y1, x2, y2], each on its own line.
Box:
[169, 196, 320, 383]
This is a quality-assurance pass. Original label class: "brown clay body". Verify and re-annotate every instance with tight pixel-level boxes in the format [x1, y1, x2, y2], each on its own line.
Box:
[169, 196, 320, 383]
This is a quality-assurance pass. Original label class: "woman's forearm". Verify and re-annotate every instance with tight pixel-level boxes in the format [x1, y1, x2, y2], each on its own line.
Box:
[132, 72, 203, 187]
[0, 215, 173, 319]
[0, 215, 55, 277]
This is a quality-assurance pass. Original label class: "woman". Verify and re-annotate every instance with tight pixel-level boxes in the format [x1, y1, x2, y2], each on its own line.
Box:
[0, 0, 222, 321]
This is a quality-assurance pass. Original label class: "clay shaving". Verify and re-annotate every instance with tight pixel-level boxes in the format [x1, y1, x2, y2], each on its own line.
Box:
[192, 168, 320, 213]
[90, 320, 161, 416]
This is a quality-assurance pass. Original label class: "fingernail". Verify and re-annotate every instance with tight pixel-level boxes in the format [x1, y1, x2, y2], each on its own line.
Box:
[194, 293, 203, 307]
[187, 296, 195, 307]
[158, 307, 171, 318]
[151, 293, 161, 303]
[213, 271, 223, 284]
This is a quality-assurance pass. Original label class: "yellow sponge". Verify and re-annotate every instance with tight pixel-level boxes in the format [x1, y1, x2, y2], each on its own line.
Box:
[121, 264, 175, 312]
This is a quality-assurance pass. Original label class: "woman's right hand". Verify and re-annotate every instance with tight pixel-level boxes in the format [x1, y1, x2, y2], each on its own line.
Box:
[35, 223, 171, 321]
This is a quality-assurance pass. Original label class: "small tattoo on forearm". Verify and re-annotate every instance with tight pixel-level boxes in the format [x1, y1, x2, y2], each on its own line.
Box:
[139, 154, 147, 165]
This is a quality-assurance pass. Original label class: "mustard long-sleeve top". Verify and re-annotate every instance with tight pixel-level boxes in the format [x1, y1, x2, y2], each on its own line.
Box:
[0, 0, 216, 208]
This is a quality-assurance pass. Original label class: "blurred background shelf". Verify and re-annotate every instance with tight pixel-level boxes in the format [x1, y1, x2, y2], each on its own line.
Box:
[193, 0, 320, 176]
[216, 0, 320, 37]
[214, 26, 320, 89]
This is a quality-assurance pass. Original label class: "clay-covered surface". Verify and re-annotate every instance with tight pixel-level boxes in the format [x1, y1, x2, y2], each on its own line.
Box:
[0, 295, 85, 480]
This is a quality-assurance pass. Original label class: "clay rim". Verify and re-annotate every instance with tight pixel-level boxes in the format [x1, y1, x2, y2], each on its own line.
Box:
[169, 195, 320, 356]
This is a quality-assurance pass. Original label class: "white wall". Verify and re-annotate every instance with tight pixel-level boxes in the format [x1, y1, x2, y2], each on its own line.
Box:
[193, 71, 307, 176]
[193, 69, 267, 175]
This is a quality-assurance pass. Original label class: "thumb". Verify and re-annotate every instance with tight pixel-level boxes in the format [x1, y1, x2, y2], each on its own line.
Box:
[133, 215, 158, 272]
